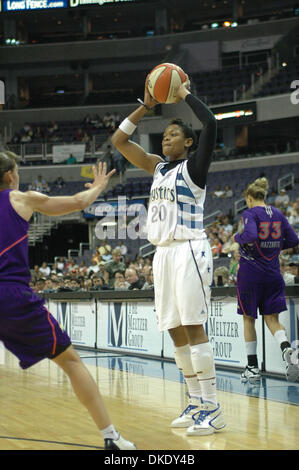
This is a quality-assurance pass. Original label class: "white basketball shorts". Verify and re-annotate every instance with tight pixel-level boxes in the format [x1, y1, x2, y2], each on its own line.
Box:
[152, 238, 213, 332]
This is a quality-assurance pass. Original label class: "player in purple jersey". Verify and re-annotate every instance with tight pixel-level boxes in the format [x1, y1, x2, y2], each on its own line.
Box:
[234, 177, 299, 382]
[0, 151, 136, 450]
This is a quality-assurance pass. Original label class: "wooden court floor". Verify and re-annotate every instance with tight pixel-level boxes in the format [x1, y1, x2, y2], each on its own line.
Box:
[0, 348, 298, 451]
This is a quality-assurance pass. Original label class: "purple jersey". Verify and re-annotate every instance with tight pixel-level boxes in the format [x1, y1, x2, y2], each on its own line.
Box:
[234, 205, 299, 280]
[0, 189, 31, 285]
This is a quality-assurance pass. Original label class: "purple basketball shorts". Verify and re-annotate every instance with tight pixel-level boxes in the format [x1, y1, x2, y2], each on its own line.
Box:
[236, 270, 287, 319]
[0, 284, 71, 369]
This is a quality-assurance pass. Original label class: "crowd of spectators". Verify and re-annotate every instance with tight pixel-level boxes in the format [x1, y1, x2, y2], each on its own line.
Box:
[30, 242, 154, 295]
[9, 111, 121, 147]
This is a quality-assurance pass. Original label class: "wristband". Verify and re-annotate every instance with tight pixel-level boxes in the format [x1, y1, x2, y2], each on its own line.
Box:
[119, 118, 137, 136]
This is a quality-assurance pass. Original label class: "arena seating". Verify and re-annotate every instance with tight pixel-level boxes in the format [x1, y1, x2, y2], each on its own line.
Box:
[192, 62, 268, 105]
[254, 57, 299, 98]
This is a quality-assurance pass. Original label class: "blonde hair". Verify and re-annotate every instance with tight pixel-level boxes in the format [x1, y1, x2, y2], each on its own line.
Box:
[244, 177, 269, 201]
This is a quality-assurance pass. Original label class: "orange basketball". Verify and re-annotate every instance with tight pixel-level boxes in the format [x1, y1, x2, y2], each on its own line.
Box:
[147, 63, 188, 104]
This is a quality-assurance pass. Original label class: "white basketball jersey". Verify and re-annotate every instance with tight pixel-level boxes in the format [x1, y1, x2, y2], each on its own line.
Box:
[147, 160, 207, 246]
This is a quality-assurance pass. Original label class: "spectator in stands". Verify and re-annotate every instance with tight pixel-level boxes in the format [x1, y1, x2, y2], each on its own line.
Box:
[57, 257, 65, 272]
[66, 154, 77, 165]
[78, 261, 88, 276]
[113, 148, 126, 176]
[113, 271, 128, 290]
[222, 216, 233, 235]
[142, 268, 154, 290]
[83, 114, 91, 125]
[117, 240, 128, 256]
[267, 190, 277, 205]
[54, 176, 66, 190]
[104, 249, 126, 288]
[229, 250, 240, 280]
[223, 185, 234, 198]
[214, 267, 230, 287]
[101, 248, 112, 263]
[97, 240, 112, 256]
[39, 261, 50, 278]
[35, 278, 46, 293]
[75, 128, 84, 142]
[275, 189, 290, 207]
[31, 264, 41, 282]
[220, 234, 234, 256]
[101, 145, 114, 172]
[47, 120, 58, 136]
[87, 259, 100, 276]
[92, 275, 106, 291]
[125, 268, 144, 290]
[67, 258, 79, 273]
[211, 185, 225, 199]
[35, 175, 47, 193]
[91, 114, 104, 129]
[282, 263, 299, 285]
[210, 236, 222, 258]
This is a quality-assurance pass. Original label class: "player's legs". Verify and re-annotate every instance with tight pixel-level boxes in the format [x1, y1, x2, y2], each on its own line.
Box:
[168, 326, 202, 427]
[52, 345, 136, 449]
[264, 313, 298, 381]
[241, 314, 260, 381]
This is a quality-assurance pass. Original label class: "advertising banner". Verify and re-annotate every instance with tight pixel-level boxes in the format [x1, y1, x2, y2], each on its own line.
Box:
[53, 144, 85, 163]
[97, 301, 162, 356]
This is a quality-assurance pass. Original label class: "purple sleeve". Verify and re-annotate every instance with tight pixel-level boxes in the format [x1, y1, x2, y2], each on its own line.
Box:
[282, 217, 299, 249]
[234, 211, 258, 244]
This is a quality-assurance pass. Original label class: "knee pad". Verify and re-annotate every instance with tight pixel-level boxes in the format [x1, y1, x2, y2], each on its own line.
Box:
[174, 344, 195, 377]
[190, 343, 215, 379]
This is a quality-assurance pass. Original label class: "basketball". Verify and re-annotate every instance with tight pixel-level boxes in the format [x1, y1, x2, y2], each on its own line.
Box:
[147, 63, 188, 104]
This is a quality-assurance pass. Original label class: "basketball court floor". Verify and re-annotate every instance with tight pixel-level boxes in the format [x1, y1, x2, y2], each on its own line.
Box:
[0, 346, 298, 451]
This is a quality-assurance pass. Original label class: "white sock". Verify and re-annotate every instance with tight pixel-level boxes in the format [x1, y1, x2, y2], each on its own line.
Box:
[274, 329, 288, 347]
[101, 424, 119, 440]
[245, 341, 257, 356]
[184, 376, 201, 400]
[190, 342, 217, 405]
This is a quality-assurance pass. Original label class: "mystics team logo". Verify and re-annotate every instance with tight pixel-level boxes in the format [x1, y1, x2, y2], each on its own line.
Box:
[108, 302, 127, 348]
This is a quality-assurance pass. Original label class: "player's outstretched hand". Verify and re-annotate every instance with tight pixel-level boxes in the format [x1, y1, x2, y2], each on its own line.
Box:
[84, 162, 116, 191]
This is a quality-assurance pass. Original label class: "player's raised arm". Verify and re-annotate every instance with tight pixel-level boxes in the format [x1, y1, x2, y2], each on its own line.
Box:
[23, 162, 115, 217]
[182, 89, 217, 190]
[111, 78, 164, 175]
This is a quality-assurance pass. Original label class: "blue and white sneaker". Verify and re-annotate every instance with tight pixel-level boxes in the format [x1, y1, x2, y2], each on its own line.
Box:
[171, 396, 202, 428]
[282, 347, 299, 382]
[241, 365, 261, 382]
[186, 401, 226, 436]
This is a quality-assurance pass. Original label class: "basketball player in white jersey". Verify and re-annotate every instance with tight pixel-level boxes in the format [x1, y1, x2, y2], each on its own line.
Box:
[111, 77, 226, 436]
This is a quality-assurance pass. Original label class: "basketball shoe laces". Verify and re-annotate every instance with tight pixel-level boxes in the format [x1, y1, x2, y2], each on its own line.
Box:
[192, 403, 218, 425]
[180, 404, 198, 417]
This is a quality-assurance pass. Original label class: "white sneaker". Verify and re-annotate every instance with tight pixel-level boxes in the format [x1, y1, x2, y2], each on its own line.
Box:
[104, 433, 137, 450]
[186, 401, 226, 436]
[282, 347, 299, 382]
[171, 397, 202, 428]
[241, 365, 261, 382]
